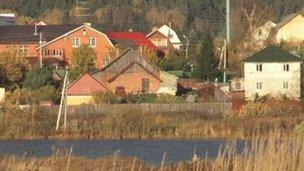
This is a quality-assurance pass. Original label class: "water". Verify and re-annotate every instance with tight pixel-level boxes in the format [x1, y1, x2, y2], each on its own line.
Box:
[0, 139, 246, 165]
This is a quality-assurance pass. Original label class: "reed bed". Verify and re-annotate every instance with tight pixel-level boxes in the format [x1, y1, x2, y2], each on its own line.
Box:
[1, 100, 304, 139]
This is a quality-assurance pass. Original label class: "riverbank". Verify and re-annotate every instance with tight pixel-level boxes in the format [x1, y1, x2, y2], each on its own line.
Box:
[1, 134, 304, 171]
[0, 100, 304, 140]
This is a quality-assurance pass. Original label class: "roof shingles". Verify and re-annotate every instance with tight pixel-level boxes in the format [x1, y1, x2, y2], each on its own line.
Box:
[243, 46, 302, 63]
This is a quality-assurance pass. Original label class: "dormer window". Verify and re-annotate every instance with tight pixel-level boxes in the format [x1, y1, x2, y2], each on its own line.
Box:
[256, 64, 262, 72]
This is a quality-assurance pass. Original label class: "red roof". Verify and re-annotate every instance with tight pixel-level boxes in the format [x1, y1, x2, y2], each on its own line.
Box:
[106, 32, 157, 50]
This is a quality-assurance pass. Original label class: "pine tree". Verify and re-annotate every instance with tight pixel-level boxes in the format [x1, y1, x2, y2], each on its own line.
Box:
[193, 32, 221, 81]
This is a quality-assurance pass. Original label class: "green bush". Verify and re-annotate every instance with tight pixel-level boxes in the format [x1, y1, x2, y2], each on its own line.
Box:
[92, 92, 120, 104]
[156, 94, 186, 103]
[33, 86, 60, 103]
[23, 66, 54, 90]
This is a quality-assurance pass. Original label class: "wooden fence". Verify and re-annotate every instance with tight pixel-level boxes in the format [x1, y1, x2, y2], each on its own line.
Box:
[42, 102, 232, 116]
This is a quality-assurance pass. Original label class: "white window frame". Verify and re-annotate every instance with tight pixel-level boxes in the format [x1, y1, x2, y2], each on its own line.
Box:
[89, 37, 96, 47]
[283, 64, 289, 72]
[283, 81, 289, 90]
[102, 57, 111, 66]
[72, 37, 81, 48]
[256, 64, 262, 72]
[256, 82, 262, 90]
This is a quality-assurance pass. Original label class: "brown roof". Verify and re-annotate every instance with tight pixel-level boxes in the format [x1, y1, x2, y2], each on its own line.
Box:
[0, 24, 81, 43]
[91, 48, 161, 83]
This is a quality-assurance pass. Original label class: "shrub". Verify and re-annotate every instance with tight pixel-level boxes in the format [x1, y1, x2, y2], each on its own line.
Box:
[32, 86, 60, 103]
[92, 92, 120, 104]
[293, 122, 304, 136]
[23, 66, 54, 90]
[156, 94, 186, 103]
[238, 102, 271, 117]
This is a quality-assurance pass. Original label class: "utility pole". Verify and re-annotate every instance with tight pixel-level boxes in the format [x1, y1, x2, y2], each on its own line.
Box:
[183, 35, 189, 59]
[56, 70, 68, 131]
[224, 0, 230, 83]
[63, 71, 69, 130]
[39, 32, 43, 68]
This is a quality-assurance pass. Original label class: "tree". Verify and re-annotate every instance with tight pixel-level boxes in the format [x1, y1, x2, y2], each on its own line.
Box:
[23, 66, 54, 90]
[40, 8, 64, 25]
[0, 48, 28, 88]
[157, 50, 189, 71]
[70, 44, 96, 80]
[193, 32, 221, 81]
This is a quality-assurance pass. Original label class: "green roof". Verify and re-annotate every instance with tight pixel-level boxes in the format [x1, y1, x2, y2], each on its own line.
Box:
[243, 46, 302, 63]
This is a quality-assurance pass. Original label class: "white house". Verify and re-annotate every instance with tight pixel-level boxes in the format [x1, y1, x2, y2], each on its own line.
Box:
[243, 46, 302, 100]
[157, 24, 182, 50]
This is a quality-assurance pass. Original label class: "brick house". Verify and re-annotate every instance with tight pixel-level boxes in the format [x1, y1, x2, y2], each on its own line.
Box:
[0, 24, 80, 66]
[0, 24, 114, 69]
[67, 48, 164, 105]
[39, 24, 114, 68]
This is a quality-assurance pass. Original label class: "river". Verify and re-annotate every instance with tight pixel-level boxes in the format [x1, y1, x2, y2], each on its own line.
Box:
[0, 139, 246, 165]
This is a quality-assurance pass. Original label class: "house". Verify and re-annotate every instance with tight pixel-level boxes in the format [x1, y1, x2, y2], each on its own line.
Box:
[38, 24, 114, 68]
[67, 49, 179, 105]
[157, 71, 178, 95]
[0, 24, 81, 66]
[243, 46, 302, 100]
[67, 73, 108, 105]
[271, 12, 304, 42]
[147, 28, 173, 55]
[106, 31, 157, 52]
[147, 24, 182, 55]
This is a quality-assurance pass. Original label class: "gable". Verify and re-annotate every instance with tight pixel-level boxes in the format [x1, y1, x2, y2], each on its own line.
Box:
[107, 62, 162, 83]
[92, 49, 160, 81]
[157, 25, 181, 44]
[39, 25, 114, 49]
[68, 73, 108, 95]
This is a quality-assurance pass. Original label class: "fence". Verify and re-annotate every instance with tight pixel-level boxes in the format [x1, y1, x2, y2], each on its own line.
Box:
[42, 102, 232, 116]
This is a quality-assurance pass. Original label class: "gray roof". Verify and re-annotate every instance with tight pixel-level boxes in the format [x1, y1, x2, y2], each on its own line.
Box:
[243, 46, 302, 63]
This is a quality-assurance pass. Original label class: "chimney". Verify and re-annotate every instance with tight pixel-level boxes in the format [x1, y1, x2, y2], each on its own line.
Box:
[152, 27, 158, 32]
[84, 22, 91, 27]
[34, 22, 38, 35]
[168, 22, 172, 28]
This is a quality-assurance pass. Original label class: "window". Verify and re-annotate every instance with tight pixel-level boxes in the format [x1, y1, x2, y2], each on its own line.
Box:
[89, 37, 96, 47]
[142, 78, 150, 92]
[72, 37, 81, 47]
[256, 82, 262, 90]
[102, 57, 110, 66]
[256, 64, 262, 72]
[283, 64, 289, 71]
[53, 49, 62, 57]
[115, 86, 126, 96]
[283, 81, 289, 90]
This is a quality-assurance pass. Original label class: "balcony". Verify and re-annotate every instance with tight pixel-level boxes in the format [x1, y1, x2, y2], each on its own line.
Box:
[43, 49, 65, 59]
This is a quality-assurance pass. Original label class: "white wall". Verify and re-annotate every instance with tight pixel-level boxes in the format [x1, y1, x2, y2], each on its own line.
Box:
[244, 62, 301, 100]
